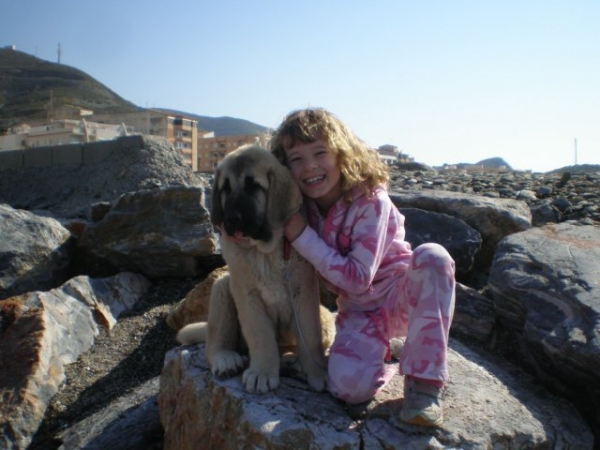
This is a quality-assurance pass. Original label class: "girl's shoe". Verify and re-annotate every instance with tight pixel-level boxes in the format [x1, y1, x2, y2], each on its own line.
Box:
[345, 399, 372, 420]
[400, 377, 444, 427]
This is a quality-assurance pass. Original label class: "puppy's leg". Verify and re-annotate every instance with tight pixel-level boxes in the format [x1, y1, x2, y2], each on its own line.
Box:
[291, 266, 329, 392]
[206, 275, 246, 378]
[233, 289, 280, 394]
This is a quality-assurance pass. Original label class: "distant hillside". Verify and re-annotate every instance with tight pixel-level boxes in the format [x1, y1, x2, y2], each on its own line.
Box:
[0, 49, 269, 137]
[476, 157, 512, 169]
[0, 48, 139, 131]
[154, 108, 269, 137]
[453, 157, 513, 170]
[548, 164, 600, 174]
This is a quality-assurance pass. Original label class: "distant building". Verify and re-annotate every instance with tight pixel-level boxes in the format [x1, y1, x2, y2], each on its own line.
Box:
[0, 118, 132, 151]
[0, 133, 22, 151]
[197, 133, 270, 173]
[440, 163, 510, 173]
[51, 104, 94, 120]
[376, 144, 413, 165]
[94, 109, 198, 171]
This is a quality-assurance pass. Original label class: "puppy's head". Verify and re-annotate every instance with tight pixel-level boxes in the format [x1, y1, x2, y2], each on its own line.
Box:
[211, 144, 301, 245]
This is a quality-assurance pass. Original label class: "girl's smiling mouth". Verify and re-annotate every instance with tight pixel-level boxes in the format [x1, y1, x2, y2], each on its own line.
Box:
[305, 175, 325, 185]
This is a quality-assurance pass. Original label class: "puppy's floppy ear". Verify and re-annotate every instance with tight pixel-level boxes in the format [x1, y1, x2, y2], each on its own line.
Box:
[266, 162, 302, 229]
[210, 168, 223, 227]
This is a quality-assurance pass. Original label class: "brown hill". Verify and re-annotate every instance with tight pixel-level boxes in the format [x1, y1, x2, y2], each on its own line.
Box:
[0, 49, 268, 138]
[0, 48, 139, 132]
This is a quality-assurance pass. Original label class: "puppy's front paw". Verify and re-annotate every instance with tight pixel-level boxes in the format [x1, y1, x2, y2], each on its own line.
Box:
[211, 350, 246, 378]
[242, 368, 279, 394]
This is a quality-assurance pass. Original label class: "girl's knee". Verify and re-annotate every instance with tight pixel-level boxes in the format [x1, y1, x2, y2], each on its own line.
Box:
[413, 243, 455, 269]
[414, 242, 451, 259]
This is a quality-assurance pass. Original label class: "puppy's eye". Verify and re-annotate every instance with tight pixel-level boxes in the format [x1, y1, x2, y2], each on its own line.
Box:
[244, 176, 262, 193]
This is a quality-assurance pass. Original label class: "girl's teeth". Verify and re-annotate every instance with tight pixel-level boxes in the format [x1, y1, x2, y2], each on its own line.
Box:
[306, 176, 324, 184]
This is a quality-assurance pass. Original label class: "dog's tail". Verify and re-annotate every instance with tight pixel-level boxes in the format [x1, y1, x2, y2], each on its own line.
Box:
[176, 322, 208, 345]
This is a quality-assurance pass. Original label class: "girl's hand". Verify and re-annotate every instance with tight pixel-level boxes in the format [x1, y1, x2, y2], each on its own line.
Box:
[284, 212, 307, 242]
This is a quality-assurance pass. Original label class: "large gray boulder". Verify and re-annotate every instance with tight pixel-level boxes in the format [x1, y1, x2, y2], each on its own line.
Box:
[78, 186, 218, 279]
[0, 204, 74, 300]
[0, 273, 151, 450]
[0, 135, 207, 218]
[158, 341, 592, 449]
[490, 221, 600, 439]
[401, 207, 482, 280]
[391, 190, 532, 269]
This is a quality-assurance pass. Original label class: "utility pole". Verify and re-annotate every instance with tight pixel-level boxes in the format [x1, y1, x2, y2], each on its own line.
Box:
[57, 43, 61, 64]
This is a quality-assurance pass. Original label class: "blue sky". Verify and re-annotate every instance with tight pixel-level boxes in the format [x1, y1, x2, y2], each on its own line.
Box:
[2, 0, 599, 172]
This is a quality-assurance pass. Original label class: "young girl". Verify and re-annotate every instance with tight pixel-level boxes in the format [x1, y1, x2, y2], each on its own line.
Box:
[270, 108, 455, 427]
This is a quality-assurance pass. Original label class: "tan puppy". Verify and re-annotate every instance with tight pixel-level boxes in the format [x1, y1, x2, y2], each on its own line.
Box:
[178, 144, 334, 394]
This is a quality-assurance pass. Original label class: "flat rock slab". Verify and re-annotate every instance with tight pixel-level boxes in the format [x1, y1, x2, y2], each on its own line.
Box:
[57, 378, 162, 450]
[159, 339, 592, 449]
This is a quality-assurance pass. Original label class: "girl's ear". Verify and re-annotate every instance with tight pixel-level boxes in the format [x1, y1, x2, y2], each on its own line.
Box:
[266, 163, 302, 230]
[210, 168, 223, 227]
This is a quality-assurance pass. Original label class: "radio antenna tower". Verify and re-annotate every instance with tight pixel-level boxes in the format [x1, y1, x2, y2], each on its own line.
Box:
[57, 43, 61, 64]
[574, 138, 578, 165]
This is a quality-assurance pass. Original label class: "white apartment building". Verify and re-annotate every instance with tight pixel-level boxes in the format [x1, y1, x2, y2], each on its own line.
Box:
[0, 119, 132, 151]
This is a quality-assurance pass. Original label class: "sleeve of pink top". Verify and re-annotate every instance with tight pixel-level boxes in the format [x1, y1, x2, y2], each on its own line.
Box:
[290, 197, 394, 295]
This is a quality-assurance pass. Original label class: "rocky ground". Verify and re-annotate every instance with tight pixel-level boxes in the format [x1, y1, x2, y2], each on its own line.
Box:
[25, 163, 600, 449]
[28, 277, 202, 450]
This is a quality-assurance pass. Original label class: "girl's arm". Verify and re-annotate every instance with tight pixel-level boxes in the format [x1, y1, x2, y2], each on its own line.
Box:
[288, 195, 402, 295]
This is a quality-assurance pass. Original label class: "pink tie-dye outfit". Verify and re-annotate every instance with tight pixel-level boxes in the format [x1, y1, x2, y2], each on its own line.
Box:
[290, 186, 455, 404]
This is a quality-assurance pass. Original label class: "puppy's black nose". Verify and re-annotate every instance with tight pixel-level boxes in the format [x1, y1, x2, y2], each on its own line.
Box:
[223, 211, 243, 236]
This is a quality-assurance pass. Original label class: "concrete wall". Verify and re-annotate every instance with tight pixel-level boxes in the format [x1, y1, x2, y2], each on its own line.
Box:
[0, 135, 145, 171]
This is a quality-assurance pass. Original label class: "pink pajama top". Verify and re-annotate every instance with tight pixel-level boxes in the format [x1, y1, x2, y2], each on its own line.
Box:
[290, 186, 413, 313]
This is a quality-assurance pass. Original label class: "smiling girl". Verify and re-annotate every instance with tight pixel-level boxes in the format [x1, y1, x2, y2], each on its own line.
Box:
[270, 108, 456, 427]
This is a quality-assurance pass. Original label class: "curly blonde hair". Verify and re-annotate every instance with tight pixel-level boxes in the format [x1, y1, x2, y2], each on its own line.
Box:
[270, 108, 389, 202]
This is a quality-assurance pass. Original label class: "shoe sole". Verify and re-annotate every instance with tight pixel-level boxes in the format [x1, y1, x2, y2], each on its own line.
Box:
[400, 413, 443, 427]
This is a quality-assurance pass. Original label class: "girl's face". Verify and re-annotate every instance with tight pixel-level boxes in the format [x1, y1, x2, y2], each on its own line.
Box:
[284, 139, 343, 214]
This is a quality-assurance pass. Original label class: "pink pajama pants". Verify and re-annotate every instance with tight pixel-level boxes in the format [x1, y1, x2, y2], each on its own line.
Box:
[328, 243, 456, 404]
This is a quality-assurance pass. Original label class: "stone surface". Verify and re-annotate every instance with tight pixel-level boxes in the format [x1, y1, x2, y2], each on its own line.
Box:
[0, 135, 208, 218]
[158, 340, 593, 450]
[490, 221, 600, 438]
[452, 283, 496, 344]
[78, 186, 219, 279]
[389, 168, 600, 224]
[0, 273, 151, 450]
[390, 190, 532, 270]
[57, 378, 162, 450]
[402, 207, 482, 280]
[0, 204, 74, 300]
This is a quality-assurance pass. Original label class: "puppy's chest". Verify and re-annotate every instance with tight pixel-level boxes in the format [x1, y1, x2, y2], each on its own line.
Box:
[245, 261, 290, 314]
[228, 248, 288, 288]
